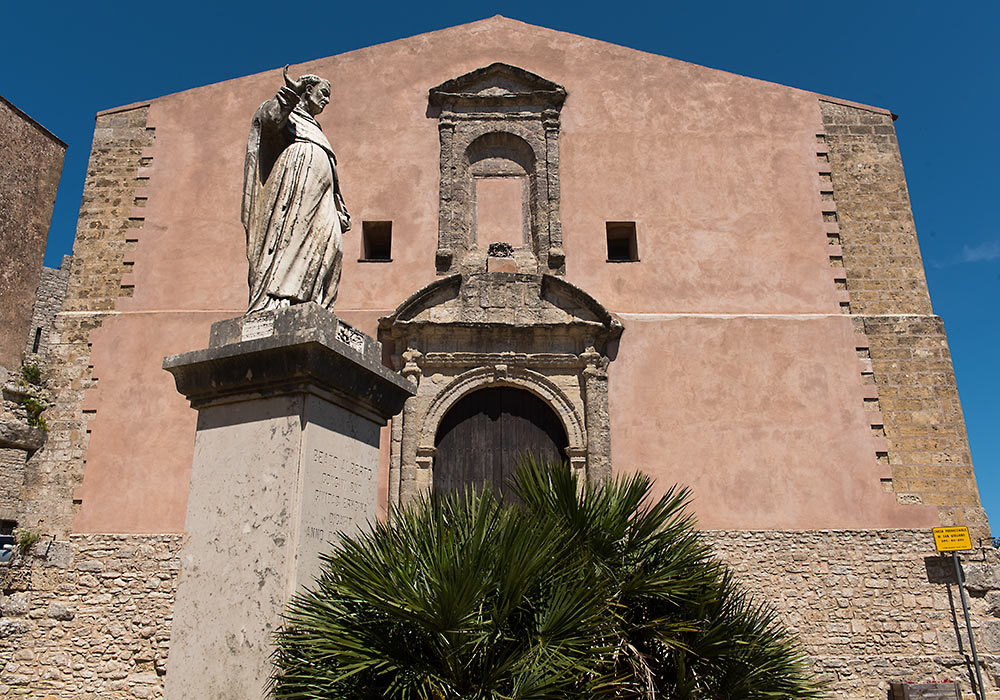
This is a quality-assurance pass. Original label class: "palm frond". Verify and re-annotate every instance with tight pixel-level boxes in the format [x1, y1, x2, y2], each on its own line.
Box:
[271, 456, 824, 700]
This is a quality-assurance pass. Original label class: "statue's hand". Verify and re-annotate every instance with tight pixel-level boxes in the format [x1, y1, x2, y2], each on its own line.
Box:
[282, 65, 305, 95]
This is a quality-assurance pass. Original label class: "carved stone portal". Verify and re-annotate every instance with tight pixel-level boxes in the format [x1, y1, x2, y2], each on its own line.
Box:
[379, 273, 622, 506]
[380, 64, 620, 507]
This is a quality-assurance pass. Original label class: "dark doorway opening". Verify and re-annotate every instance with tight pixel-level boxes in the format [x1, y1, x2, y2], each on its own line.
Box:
[434, 386, 568, 500]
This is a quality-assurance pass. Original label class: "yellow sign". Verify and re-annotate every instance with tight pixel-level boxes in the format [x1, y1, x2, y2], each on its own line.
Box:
[933, 526, 973, 552]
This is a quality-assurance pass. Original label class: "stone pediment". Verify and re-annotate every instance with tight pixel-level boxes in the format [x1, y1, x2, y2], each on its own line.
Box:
[428, 63, 566, 111]
[381, 273, 618, 329]
[378, 273, 622, 358]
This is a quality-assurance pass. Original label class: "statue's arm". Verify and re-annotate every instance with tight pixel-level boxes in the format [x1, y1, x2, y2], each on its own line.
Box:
[330, 159, 351, 232]
[256, 86, 300, 133]
[258, 65, 307, 132]
[336, 191, 351, 232]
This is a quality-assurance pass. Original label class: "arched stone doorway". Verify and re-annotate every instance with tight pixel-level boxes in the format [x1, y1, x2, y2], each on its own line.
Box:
[433, 386, 568, 500]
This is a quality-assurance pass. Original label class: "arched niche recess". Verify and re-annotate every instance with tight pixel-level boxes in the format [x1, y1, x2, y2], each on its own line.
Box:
[465, 131, 536, 257]
[429, 63, 567, 275]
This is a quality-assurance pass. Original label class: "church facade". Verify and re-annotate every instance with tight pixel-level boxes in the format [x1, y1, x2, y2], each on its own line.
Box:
[2, 17, 996, 700]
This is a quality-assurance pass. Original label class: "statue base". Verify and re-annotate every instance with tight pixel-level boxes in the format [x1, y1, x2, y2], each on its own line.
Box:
[161, 303, 415, 700]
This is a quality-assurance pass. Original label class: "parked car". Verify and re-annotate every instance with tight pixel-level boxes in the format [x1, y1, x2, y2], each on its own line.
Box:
[0, 534, 14, 563]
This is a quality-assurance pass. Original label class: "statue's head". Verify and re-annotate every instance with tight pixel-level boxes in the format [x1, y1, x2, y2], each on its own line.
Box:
[299, 74, 332, 116]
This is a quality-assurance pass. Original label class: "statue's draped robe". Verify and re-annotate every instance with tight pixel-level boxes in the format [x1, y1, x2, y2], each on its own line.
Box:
[242, 86, 350, 313]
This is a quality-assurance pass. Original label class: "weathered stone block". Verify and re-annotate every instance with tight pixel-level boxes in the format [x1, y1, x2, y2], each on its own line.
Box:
[889, 681, 961, 700]
[46, 602, 74, 621]
[981, 619, 1000, 653]
[0, 592, 29, 616]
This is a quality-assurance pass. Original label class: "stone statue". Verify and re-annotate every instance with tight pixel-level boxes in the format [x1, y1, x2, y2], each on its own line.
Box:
[242, 66, 351, 313]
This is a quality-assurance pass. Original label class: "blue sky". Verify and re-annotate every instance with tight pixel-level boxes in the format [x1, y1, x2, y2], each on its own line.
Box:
[3, 1, 997, 530]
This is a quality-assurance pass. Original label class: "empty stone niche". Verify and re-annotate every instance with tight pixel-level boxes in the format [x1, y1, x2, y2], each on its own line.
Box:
[429, 63, 567, 275]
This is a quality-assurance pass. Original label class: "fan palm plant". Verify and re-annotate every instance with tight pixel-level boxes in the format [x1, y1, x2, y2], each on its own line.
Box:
[272, 458, 822, 700]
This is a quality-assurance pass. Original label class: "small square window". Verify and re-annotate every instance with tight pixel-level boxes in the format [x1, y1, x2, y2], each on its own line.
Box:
[361, 221, 392, 262]
[606, 222, 638, 262]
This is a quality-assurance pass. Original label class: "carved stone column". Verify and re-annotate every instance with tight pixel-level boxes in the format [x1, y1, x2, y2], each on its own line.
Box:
[388, 412, 404, 506]
[566, 445, 588, 482]
[414, 445, 436, 495]
[582, 346, 611, 484]
[390, 348, 422, 507]
[543, 109, 565, 271]
[436, 119, 457, 272]
[393, 348, 425, 506]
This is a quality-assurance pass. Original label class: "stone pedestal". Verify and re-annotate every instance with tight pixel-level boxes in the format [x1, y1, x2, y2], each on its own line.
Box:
[161, 303, 415, 700]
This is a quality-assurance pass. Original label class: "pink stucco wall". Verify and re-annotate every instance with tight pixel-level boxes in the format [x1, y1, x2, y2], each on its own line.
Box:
[70, 17, 936, 533]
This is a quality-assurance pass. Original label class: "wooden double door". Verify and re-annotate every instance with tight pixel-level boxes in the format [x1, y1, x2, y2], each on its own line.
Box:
[433, 387, 568, 500]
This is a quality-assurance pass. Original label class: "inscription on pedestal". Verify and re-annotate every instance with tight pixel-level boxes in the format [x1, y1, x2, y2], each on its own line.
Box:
[304, 447, 376, 542]
[294, 400, 382, 590]
[241, 314, 275, 341]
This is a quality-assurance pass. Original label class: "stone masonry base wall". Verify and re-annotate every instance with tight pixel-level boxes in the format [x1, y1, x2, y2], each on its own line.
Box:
[23, 257, 72, 362]
[0, 535, 182, 699]
[709, 530, 1000, 700]
[0, 450, 29, 523]
[2, 530, 999, 699]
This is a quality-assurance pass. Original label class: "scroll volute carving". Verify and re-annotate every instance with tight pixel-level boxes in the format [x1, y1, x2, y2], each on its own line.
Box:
[428, 63, 567, 275]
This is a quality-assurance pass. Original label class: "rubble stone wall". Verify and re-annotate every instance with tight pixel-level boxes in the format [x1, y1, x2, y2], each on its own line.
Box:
[0, 534, 182, 699]
[710, 529, 1000, 700]
[3, 530, 1000, 699]
[0, 449, 27, 523]
[23, 257, 72, 361]
[0, 97, 66, 372]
